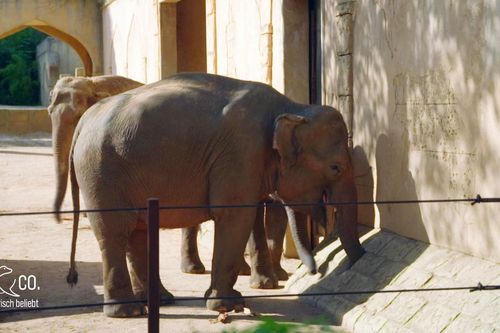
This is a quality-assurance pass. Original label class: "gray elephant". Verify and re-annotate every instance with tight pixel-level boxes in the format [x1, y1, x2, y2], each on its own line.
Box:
[61, 73, 364, 317]
[47, 74, 285, 287]
[48, 75, 144, 220]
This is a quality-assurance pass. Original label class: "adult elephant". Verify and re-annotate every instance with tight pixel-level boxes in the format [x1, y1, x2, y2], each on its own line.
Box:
[48, 74, 282, 288]
[62, 73, 364, 317]
[49, 75, 143, 221]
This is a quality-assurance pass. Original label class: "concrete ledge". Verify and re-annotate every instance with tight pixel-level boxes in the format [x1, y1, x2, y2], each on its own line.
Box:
[286, 228, 500, 332]
[0, 106, 51, 134]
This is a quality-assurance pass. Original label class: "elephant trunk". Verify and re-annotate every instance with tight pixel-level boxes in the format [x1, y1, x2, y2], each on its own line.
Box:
[52, 118, 75, 222]
[329, 172, 365, 263]
[283, 205, 317, 274]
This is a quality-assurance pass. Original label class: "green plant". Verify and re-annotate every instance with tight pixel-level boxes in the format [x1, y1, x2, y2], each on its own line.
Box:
[220, 317, 340, 333]
[0, 27, 47, 105]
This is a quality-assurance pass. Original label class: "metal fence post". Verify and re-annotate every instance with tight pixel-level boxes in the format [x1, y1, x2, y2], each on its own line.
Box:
[148, 198, 160, 333]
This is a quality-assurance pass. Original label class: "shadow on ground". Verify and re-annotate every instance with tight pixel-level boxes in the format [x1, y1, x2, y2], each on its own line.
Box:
[0, 259, 102, 323]
[287, 227, 429, 326]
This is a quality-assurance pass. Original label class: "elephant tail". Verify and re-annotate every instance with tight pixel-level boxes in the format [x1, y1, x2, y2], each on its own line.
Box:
[66, 137, 80, 286]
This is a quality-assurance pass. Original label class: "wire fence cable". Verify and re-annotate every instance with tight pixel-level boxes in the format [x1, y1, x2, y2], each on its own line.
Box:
[0, 282, 499, 315]
[1, 195, 499, 218]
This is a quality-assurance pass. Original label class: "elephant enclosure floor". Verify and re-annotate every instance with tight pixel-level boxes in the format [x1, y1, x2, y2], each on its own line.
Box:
[0, 134, 345, 333]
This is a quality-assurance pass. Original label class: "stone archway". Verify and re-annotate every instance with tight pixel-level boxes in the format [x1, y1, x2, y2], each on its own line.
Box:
[0, 0, 102, 76]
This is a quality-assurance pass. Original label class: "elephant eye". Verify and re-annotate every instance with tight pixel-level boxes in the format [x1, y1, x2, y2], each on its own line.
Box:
[330, 165, 341, 175]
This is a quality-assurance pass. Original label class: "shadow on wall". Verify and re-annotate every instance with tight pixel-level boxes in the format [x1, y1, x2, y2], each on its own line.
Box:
[0, 259, 102, 323]
[350, 0, 500, 258]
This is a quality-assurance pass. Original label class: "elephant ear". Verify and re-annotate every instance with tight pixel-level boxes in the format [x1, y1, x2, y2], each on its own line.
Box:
[71, 91, 89, 117]
[273, 114, 308, 170]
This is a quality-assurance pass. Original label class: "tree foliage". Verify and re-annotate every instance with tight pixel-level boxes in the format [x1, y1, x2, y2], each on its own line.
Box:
[0, 28, 47, 105]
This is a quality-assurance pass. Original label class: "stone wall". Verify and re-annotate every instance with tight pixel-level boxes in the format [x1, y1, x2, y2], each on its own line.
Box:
[36, 37, 83, 106]
[0, 106, 51, 134]
[0, 0, 102, 75]
[322, 0, 500, 262]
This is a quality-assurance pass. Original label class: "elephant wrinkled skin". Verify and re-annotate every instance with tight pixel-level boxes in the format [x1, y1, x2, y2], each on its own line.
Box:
[61, 73, 364, 317]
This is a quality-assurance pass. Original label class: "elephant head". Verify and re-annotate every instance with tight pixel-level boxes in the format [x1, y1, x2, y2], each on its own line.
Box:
[49, 75, 143, 221]
[273, 106, 365, 273]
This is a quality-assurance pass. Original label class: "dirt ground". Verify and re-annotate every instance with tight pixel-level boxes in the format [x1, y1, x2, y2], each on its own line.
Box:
[0, 134, 345, 332]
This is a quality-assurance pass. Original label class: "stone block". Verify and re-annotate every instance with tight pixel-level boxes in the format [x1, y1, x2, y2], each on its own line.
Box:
[378, 236, 419, 262]
[406, 303, 460, 332]
[420, 275, 467, 310]
[411, 246, 460, 272]
[364, 290, 400, 314]
[379, 320, 413, 333]
[371, 259, 407, 285]
[391, 267, 433, 289]
[336, 55, 352, 96]
[362, 231, 396, 255]
[336, 1, 356, 16]
[335, 14, 352, 55]
[351, 252, 386, 277]
[336, 95, 352, 124]
[353, 312, 388, 333]
[316, 294, 359, 325]
[474, 295, 500, 325]
[402, 241, 428, 263]
[379, 294, 427, 324]
[444, 313, 496, 333]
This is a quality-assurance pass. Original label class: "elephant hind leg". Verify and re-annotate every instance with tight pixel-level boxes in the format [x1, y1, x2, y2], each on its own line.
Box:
[206, 208, 256, 312]
[86, 204, 146, 317]
[98, 235, 145, 317]
[126, 228, 174, 305]
[180, 226, 206, 274]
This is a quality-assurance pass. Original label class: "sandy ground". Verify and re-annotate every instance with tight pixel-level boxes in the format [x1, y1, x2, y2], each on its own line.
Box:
[0, 134, 346, 332]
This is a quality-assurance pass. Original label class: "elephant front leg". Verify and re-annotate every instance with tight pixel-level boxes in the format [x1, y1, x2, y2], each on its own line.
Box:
[265, 203, 289, 281]
[205, 209, 256, 312]
[247, 205, 278, 289]
[99, 237, 146, 317]
[180, 226, 206, 274]
[127, 228, 174, 305]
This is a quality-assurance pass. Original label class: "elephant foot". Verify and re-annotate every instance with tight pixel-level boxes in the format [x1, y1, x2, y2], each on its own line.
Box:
[103, 299, 146, 318]
[250, 270, 278, 289]
[160, 285, 175, 305]
[205, 288, 245, 313]
[181, 257, 206, 274]
[273, 265, 289, 281]
[238, 259, 251, 276]
[133, 283, 175, 305]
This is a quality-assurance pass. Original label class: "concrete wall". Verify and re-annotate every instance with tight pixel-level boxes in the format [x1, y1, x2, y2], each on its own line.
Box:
[102, 0, 162, 83]
[0, 106, 51, 134]
[322, 0, 500, 262]
[0, 0, 102, 76]
[177, 0, 207, 73]
[36, 37, 84, 106]
[208, 0, 309, 103]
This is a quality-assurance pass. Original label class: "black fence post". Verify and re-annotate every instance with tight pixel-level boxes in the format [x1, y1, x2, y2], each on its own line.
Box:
[147, 198, 160, 333]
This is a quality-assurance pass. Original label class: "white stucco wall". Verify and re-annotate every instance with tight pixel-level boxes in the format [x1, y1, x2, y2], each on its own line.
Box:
[323, 0, 500, 261]
[102, 0, 161, 83]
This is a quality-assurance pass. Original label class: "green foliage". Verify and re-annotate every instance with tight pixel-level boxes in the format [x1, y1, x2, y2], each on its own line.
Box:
[221, 317, 339, 333]
[0, 28, 47, 105]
